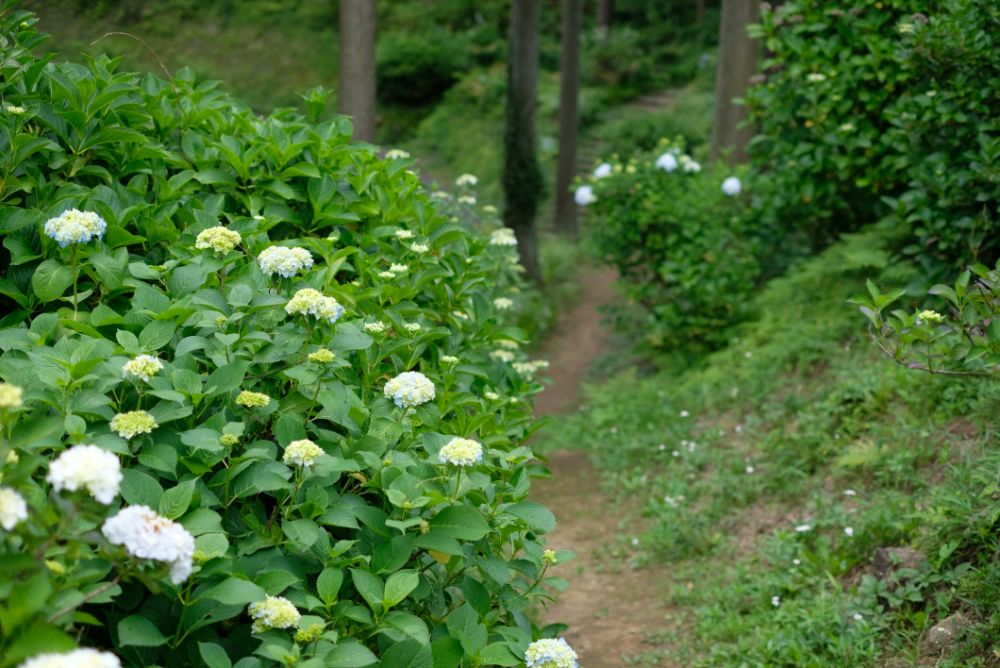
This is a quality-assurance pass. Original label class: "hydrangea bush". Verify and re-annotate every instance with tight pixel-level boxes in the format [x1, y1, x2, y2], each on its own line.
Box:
[0, 10, 568, 667]
[577, 139, 757, 351]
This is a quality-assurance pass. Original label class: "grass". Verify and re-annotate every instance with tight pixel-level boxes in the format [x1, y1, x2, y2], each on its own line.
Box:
[538, 222, 1000, 666]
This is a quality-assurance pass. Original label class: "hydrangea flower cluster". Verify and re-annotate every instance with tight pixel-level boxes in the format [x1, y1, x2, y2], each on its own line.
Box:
[574, 185, 595, 207]
[721, 176, 742, 196]
[363, 321, 386, 334]
[524, 638, 578, 668]
[404, 322, 422, 334]
[656, 151, 679, 172]
[490, 350, 515, 363]
[121, 355, 164, 382]
[456, 173, 478, 186]
[680, 155, 701, 173]
[248, 596, 301, 633]
[109, 410, 158, 439]
[0, 486, 28, 530]
[282, 439, 324, 468]
[0, 382, 23, 408]
[410, 243, 430, 253]
[918, 309, 945, 323]
[458, 195, 476, 205]
[592, 162, 612, 179]
[236, 391, 271, 408]
[102, 505, 196, 584]
[195, 226, 242, 254]
[285, 288, 344, 323]
[257, 245, 314, 278]
[47, 445, 122, 504]
[513, 360, 550, 377]
[439, 437, 483, 467]
[395, 229, 415, 240]
[384, 371, 435, 408]
[307, 348, 336, 364]
[17, 648, 122, 668]
[43, 209, 107, 247]
[490, 228, 517, 246]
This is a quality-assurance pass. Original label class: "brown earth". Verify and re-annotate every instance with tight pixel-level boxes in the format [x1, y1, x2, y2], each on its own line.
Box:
[530, 267, 684, 667]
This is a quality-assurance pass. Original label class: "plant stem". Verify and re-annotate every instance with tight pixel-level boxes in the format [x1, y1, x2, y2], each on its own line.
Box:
[70, 244, 80, 320]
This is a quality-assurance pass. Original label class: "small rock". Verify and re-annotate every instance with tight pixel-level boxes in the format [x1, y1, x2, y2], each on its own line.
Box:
[921, 612, 971, 655]
[873, 547, 924, 581]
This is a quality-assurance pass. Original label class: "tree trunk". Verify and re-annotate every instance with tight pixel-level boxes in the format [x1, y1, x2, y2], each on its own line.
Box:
[554, 0, 582, 236]
[503, 0, 542, 281]
[709, 0, 760, 165]
[338, 0, 377, 142]
[597, 0, 613, 31]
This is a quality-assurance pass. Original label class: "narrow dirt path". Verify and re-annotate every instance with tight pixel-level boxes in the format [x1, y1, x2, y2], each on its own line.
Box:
[530, 268, 682, 667]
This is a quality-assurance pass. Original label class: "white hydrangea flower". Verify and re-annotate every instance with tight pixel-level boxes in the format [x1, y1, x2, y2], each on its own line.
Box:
[592, 163, 612, 179]
[680, 155, 701, 173]
[389, 263, 408, 274]
[257, 246, 314, 278]
[513, 360, 549, 377]
[496, 339, 519, 350]
[0, 486, 28, 530]
[17, 648, 122, 668]
[248, 596, 301, 633]
[47, 445, 122, 505]
[395, 229, 415, 240]
[109, 411, 158, 440]
[456, 173, 478, 187]
[489, 228, 518, 246]
[282, 439, 324, 468]
[655, 152, 678, 172]
[403, 322, 422, 334]
[102, 505, 195, 583]
[493, 297, 514, 310]
[721, 176, 742, 196]
[285, 288, 344, 323]
[438, 437, 483, 467]
[410, 243, 430, 253]
[195, 226, 241, 254]
[378, 271, 395, 279]
[363, 321, 386, 334]
[0, 382, 23, 408]
[807, 72, 827, 82]
[121, 355, 164, 382]
[43, 209, 107, 247]
[524, 638, 578, 668]
[574, 185, 596, 206]
[489, 350, 515, 363]
[384, 371, 435, 408]
[771, 596, 781, 607]
[385, 149, 410, 159]
[458, 195, 477, 205]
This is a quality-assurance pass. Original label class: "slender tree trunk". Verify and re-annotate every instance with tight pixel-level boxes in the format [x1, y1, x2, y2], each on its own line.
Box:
[503, 0, 542, 281]
[554, 0, 582, 236]
[338, 0, 377, 142]
[597, 0, 614, 31]
[709, 0, 760, 164]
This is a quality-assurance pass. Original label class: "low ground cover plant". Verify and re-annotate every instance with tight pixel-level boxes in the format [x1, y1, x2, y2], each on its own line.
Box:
[0, 10, 567, 667]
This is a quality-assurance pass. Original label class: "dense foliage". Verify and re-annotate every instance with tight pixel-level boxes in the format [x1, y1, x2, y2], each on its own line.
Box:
[0, 10, 565, 668]
[578, 141, 755, 351]
[746, 0, 1000, 271]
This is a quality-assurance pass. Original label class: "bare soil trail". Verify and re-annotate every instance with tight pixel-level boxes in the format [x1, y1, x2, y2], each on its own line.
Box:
[530, 267, 683, 667]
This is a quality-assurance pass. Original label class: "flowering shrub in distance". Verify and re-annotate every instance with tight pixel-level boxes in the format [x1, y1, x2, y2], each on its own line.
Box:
[0, 10, 567, 667]
[579, 139, 758, 351]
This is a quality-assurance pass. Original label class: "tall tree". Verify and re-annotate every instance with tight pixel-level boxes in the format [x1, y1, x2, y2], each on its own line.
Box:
[503, 0, 543, 280]
[709, 0, 760, 164]
[554, 0, 582, 236]
[338, 0, 377, 142]
[597, 0, 614, 32]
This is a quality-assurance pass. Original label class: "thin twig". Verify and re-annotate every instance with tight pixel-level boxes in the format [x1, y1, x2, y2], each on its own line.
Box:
[868, 331, 994, 378]
[91, 32, 173, 82]
[48, 575, 121, 623]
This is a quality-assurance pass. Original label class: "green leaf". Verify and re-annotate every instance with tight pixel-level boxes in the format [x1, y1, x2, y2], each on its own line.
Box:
[502, 501, 556, 533]
[282, 518, 321, 551]
[326, 641, 378, 667]
[198, 642, 233, 668]
[317, 568, 344, 605]
[383, 571, 419, 609]
[273, 413, 307, 446]
[350, 569, 384, 613]
[428, 506, 490, 541]
[90, 252, 126, 290]
[379, 639, 432, 668]
[330, 323, 374, 351]
[479, 643, 520, 666]
[201, 577, 266, 606]
[118, 615, 167, 647]
[0, 622, 76, 667]
[205, 360, 250, 397]
[31, 259, 73, 302]
[139, 319, 177, 351]
[120, 469, 164, 507]
[159, 479, 197, 520]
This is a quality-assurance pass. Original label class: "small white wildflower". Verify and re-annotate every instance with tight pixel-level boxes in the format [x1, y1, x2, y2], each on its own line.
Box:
[43, 209, 107, 247]
[524, 637, 578, 668]
[493, 297, 514, 310]
[102, 505, 195, 583]
[482, 204, 498, 214]
[252, 214, 265, 221]
[656, 152, 678, 172]
[490, 228, 518, 246]
[5, 104, 26, 115]
[378, 271, 395, 279]
[795, 524, 811, 533]
[121, 355, 164, 382]
[898, 22, 915, 34]
[364, 321, 386, 334]
[441, 355, 459, 365]
[385, 149, 410, 159]
[680, 156, 701, 173]
[672, 450, 680, 457]
[47, 445, 122, 504]
[484, 391, 500, 401]
[403, 322, 422, 334]
[282, 439, 324, 468]
[490, 350, 515, 363]
[395, 229, 415, 240]
[771, 596, 781, 607]
[840, 123, 856, 132]
[410, 243, 430, 253]
[658, 444, 667, 451]
[248, 596, 301, 633]
[843, 489, 857, 497]
[793, 558, 802, 566]
[258, 246, 314, 278]
[745, 465, 755, 474]
[457, 195, 477, 205]
[721, 176, 742, 196]
[452, 310, 470, 320]
[593, 163, 612, 179]
[679, 410, 690, 417]
[807, 72, 826, 83]
[384, 371, 435, 408]
[456, 173, 478, 187]
[574, 185, 596, 206]
[195, 226, 241, 254]
[495, 339, 520, 350]
[844, 527, 854, 537]
[438, 437, 483, 467]
[745, 351, 753, 358]
[389, 263, 408, 274]
[630, 537, 640, 546]
[0, 486, 28, 530]
[853, 612, 863, 621]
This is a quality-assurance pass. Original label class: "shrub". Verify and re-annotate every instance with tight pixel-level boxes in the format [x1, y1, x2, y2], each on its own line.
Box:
[579, 140, 758, 352]
[377, 29, 471, 105]
[0, 9, 564, 667]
